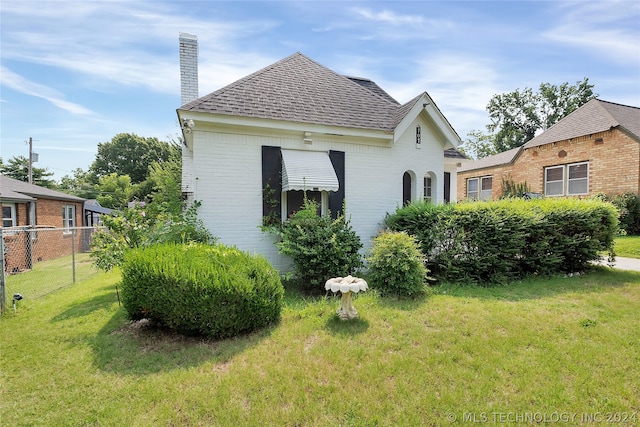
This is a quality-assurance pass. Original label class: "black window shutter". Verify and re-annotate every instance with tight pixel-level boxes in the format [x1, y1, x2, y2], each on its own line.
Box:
[444, 172, 451, 203]
[262, 146, 282, 223]
[328, 150, 345, 219]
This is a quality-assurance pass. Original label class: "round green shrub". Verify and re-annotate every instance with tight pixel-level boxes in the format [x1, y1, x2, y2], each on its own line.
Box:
[120, 243, 284, 339]
[270, 199, 363, 292]
[367, 231, 429, 297]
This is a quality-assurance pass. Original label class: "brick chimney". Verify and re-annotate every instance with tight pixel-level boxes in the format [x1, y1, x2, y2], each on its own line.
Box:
[179, 33, 199, 105]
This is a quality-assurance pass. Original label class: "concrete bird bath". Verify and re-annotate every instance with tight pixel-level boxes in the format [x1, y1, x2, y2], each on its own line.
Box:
[325, 275, 368, 320]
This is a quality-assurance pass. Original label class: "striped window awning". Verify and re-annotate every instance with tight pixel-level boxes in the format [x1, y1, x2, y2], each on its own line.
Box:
[281, 149, 339, 192]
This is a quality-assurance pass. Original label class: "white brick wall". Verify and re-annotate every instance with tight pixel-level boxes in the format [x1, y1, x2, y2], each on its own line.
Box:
[190, 114, 449, 270]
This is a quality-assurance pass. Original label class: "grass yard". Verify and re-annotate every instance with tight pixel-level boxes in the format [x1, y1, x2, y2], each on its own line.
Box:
[4, 252, 99, 300]
[615, 235, 640, 259]
[1, 268, 639, 426]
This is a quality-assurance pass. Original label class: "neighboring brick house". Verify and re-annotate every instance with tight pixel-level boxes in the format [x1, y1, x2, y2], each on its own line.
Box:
[1, 175, 86, 273]
[457, 99, 640, 200]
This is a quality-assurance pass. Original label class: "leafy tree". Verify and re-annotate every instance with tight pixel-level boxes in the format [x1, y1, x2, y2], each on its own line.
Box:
[91, 203, 216, 271]
[0, 155, 56, 188]
[131, 141, 182, 208]
[458, 130, 499, 160]
[487, 78, 597, 152]
[146, 154, 183, 215]
[57, 168, 99, 199]
[89, 133, 175, 185]
[96, 173, 135, 209]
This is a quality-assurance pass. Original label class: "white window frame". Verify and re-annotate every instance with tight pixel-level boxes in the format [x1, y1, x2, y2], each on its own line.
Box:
[467, 178, 479, 200]
[62, 205, 76, 232]
[544, 162, 589, 196]
[567, 162, 589, 195]
[480, 176, 493, 201]
[423, 176, 432, 202]
[2, 204, 16, 228]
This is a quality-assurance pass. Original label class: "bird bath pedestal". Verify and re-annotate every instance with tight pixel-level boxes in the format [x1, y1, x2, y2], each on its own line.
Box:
[325, 275, 368, 320]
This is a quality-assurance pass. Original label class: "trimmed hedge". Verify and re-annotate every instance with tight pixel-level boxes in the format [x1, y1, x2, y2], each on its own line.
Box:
[120, 243, 284, 338]
[385, 198, 618, 284]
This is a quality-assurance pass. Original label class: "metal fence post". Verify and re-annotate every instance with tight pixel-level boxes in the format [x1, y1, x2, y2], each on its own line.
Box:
[71, 228, 76, 284]
[1, 228, 6, 313]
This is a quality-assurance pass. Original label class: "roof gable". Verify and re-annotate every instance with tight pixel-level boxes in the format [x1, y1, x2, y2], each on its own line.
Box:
[524, 99, 640, 148]
[181, 52, 400, 131]
[393, 92, 461, 147]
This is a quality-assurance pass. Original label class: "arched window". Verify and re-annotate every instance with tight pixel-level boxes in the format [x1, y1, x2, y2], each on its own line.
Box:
[423, 173, 433, 202]
[403, 172, 412, 205]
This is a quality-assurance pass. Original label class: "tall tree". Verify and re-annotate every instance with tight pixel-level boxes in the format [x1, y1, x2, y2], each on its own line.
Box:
[96, 173, 135, 210]
[58, 168, 99, 199]
[458, 130, 499, 160]
[0, 155, 56, 188]
[89, 133, 175, 185]
[486, 78, 597, 152]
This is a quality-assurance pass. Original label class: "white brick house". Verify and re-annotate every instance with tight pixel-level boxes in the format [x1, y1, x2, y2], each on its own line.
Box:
[177, 36, 461, 269]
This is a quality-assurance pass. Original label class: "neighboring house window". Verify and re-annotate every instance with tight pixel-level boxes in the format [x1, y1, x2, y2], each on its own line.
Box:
[567, 162, 588, 195]
[545, 166, 564, 196]
[416, 125, 421, 145]
[62, 205, 76, 231]
[467, 177, 492, 200]
[467, 178, 479, 200]
[544, 162, 589, 196]
[481, 176, 493, 201]
[2, 204, 16, 227]
[423, 176, 432, 202]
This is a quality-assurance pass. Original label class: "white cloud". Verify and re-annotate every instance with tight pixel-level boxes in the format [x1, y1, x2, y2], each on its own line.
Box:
[351, 7, 426, 26]
[543, 1, 640, 65]
[1, 1, 278, 95]
[0, 66, 95, 116]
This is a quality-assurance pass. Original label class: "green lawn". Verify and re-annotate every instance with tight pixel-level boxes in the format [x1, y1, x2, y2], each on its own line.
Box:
[2, 268, 639, 426]
[615, 235, 640, 259]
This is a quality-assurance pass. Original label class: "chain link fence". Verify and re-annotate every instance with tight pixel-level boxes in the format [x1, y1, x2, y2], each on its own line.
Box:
[1, 226, 101, 312]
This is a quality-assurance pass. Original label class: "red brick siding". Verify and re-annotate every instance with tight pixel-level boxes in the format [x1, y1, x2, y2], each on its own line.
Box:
[2, 198, 85, 273]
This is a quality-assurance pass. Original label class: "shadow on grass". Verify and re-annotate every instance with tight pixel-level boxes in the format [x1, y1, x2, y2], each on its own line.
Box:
[433, 267, 640, 302]
[324, 315, 369, 336]
[51, 285, 121, 322]
[51, 285, 275, 376]
[87, 311, 276, 375]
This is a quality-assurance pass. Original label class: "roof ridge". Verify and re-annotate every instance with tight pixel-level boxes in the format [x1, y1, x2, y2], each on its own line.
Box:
[596, 98, 640, 111]
[591, 99, 620, 128]
[336, 75, 400, 107]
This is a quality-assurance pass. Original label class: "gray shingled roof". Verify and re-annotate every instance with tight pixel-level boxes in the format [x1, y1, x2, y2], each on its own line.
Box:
[181, 53, 413, 131]
[444, 148, 468, 160]
[458, 147, 522, 172]
[524, 99, 640, 149]
[345, 76, 400, 105]
[0, 175, 84, 202]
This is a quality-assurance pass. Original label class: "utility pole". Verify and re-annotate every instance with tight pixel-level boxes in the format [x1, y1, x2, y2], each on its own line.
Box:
[28, 137, 33, 184]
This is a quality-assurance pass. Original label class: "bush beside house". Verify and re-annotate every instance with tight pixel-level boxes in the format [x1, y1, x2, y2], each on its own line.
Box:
[385, 199, 618, 284]
[367, 231, 430, 297]
[120, 243, 284, 339]
[266, 199, 363, 293]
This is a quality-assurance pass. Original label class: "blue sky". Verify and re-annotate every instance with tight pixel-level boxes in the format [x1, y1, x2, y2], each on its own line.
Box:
[1, 1, 639, 180]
